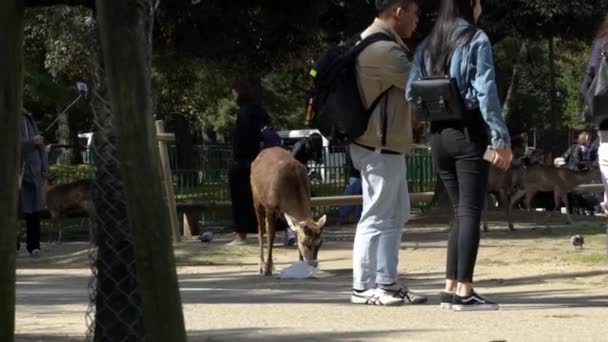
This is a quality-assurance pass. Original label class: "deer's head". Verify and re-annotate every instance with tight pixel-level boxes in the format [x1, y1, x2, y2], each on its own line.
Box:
[285, 214, 327, 267]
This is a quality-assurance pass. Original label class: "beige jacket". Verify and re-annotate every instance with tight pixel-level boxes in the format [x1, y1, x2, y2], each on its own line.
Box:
[355, 18, 413, 154]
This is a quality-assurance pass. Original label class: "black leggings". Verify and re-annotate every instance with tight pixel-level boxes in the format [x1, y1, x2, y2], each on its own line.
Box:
[25, 212, 41, 253]
[431, 120, 489, 283]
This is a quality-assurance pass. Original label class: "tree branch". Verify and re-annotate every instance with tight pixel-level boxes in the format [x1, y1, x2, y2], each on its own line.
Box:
[24, 0, 94, 9]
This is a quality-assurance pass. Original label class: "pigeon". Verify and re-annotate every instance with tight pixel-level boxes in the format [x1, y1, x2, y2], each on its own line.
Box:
[570, 234, 584, 249]
[199, 231, 214, 243]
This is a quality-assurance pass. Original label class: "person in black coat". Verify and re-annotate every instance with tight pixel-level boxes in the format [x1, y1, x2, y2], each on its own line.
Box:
[227, 79, 272, 245]
[19, 111, 49, 255]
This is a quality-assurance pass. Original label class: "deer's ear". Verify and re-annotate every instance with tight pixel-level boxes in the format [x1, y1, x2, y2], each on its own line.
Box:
[315, 214, 327, 228]
[284, 214, 298, 232]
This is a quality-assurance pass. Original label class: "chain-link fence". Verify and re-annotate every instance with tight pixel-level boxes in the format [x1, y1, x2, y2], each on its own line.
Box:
[85, 86, 144, 342]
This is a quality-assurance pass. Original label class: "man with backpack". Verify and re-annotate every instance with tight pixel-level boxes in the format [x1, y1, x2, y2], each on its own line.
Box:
[348, 0, 427, 306]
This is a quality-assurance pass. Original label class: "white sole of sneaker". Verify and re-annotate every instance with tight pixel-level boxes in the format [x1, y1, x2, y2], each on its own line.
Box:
[350, 296, 403, 306]
[439, 302, 452, 310]
[452, 304, 499, 311]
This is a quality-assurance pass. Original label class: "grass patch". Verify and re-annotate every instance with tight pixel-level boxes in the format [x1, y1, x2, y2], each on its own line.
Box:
[563, 253, 607, 265]
[173, 243, 258, 266]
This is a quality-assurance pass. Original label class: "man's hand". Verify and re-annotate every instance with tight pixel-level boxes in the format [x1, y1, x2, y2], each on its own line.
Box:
[32, 135, 44, 145]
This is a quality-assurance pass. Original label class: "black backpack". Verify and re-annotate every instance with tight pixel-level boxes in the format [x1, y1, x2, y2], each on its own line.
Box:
[583, 44, 608, 123]
[308, 33, 394, 144]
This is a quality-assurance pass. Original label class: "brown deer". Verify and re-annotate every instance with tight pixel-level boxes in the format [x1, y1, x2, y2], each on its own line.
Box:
[44, 174, 95, 243]
[508, 165, 600, 224]
[251, 147, 327, 276]
[481, 141, 529, 232]
[482, 163, 524, 231]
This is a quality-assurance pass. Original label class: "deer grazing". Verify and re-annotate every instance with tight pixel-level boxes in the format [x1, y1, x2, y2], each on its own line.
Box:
[508, 165, 600, 224]
[44, 174, 95, 243]
[251, 147, 327, 276]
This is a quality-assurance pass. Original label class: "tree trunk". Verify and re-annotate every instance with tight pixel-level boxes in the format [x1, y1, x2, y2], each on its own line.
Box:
[95, 1, 186, 341]
[56, 110, 72, 165]
[90, 26, 144, 340]
[0, 1, 24, 341]
[548, 35, 557, 158]
[503, 40, 528, 121]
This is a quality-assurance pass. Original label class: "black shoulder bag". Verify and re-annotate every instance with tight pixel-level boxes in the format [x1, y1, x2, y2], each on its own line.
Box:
[409, 52, 468, 122]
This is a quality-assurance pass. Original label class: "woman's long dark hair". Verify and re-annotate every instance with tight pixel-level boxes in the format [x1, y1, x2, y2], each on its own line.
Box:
[232, 78, 261, 106]
[424, 0, 478, 75]
[596, 15, 608, 40]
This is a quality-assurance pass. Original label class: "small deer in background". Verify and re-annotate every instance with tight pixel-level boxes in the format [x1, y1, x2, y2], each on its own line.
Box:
[509, 165, 600, 224]
[482, 163, 524, 231]
[251, 147, 327, 276]
[481, 138, 529, 232]
[44, 174, 95, 243]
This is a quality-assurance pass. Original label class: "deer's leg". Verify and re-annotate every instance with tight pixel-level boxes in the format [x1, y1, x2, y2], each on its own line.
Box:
[499, 190, 514, 231]
[560, 192, 573, 224]
[264, 210, 277, 276]
[510, 189, 527, 211]
[254, 202, 266, 275]
[524, 191, 537, 213]
[57, 219, 63, 244]
[481, 193, 489, 232]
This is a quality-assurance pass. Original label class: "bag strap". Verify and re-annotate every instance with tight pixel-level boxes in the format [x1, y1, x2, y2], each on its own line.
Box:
[349, 32, 394, 58]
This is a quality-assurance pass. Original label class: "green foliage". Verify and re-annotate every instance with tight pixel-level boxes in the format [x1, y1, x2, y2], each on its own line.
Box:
[555, 39, 591, 129]
[20, 0, 608, 143]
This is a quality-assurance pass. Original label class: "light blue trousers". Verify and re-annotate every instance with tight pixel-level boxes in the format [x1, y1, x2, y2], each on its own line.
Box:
[350, 144, 410, 290]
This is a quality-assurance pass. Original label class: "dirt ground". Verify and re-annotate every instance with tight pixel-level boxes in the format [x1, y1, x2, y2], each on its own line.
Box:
[14, 210, 608, 342]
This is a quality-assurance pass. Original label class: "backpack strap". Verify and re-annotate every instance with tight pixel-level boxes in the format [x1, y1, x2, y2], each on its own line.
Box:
[353, 32, 396, 146]
[349, 32, 394, 57]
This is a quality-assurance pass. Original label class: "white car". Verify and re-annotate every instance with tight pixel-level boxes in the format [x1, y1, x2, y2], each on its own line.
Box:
[277, 129, 346, 183]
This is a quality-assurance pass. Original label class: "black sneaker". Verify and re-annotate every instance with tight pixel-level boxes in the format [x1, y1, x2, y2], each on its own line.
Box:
[439, 291, 454, 310]
[380, 283, 428, 304]
[452, 291, 499, 311]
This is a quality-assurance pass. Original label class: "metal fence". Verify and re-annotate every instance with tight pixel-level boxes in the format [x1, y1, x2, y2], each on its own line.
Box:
[167, 144, 435, 200]
[51, 144, 435, 228]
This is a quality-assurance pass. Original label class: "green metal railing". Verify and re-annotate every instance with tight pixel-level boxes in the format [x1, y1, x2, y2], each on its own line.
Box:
[168, 145, 435, 203]
[50, 144, 434, 227]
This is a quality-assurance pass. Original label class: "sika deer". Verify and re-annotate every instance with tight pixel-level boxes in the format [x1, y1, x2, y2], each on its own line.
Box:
[509, 165, 600, 224]
[251, 147, 327, 276]
[44, 174, 95, 243]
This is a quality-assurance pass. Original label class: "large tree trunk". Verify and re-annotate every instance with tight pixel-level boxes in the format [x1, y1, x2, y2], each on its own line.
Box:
[96, 1, 186, 341]
[0, 1, 24, 341]
[90, 26, 145, 341]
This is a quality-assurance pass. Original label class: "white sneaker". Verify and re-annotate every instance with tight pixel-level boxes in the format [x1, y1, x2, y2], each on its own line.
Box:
[601, 201, 608, 213]
[350, 288, 403, 306]
[284, 230, 297, 246]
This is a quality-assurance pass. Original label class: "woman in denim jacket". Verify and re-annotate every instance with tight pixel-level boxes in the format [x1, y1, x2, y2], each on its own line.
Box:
[406, 0, 512, 311]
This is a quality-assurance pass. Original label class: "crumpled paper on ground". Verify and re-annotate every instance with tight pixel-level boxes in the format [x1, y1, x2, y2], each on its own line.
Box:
[277, 261, 333, 279]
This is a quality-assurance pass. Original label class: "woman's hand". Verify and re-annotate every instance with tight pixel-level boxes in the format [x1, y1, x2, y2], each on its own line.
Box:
[493, 147, 513, 170]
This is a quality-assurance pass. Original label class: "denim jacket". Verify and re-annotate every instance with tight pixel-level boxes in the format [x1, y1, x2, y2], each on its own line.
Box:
[406, 20, 511, 149]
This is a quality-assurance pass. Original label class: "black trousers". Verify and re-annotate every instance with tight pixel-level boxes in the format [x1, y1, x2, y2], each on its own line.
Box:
[228, 161, 258, 235]
[431, 117, 490, 283]
[24, 212, 41, 253]
[228, 160, 290, 235]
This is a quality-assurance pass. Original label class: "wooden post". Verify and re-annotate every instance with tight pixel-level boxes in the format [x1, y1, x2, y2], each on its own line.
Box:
[182, 211, 201, 239]
[0, 1, 24, 341]
[156, 120, 181, 242]
[96, 1, 186, 341]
